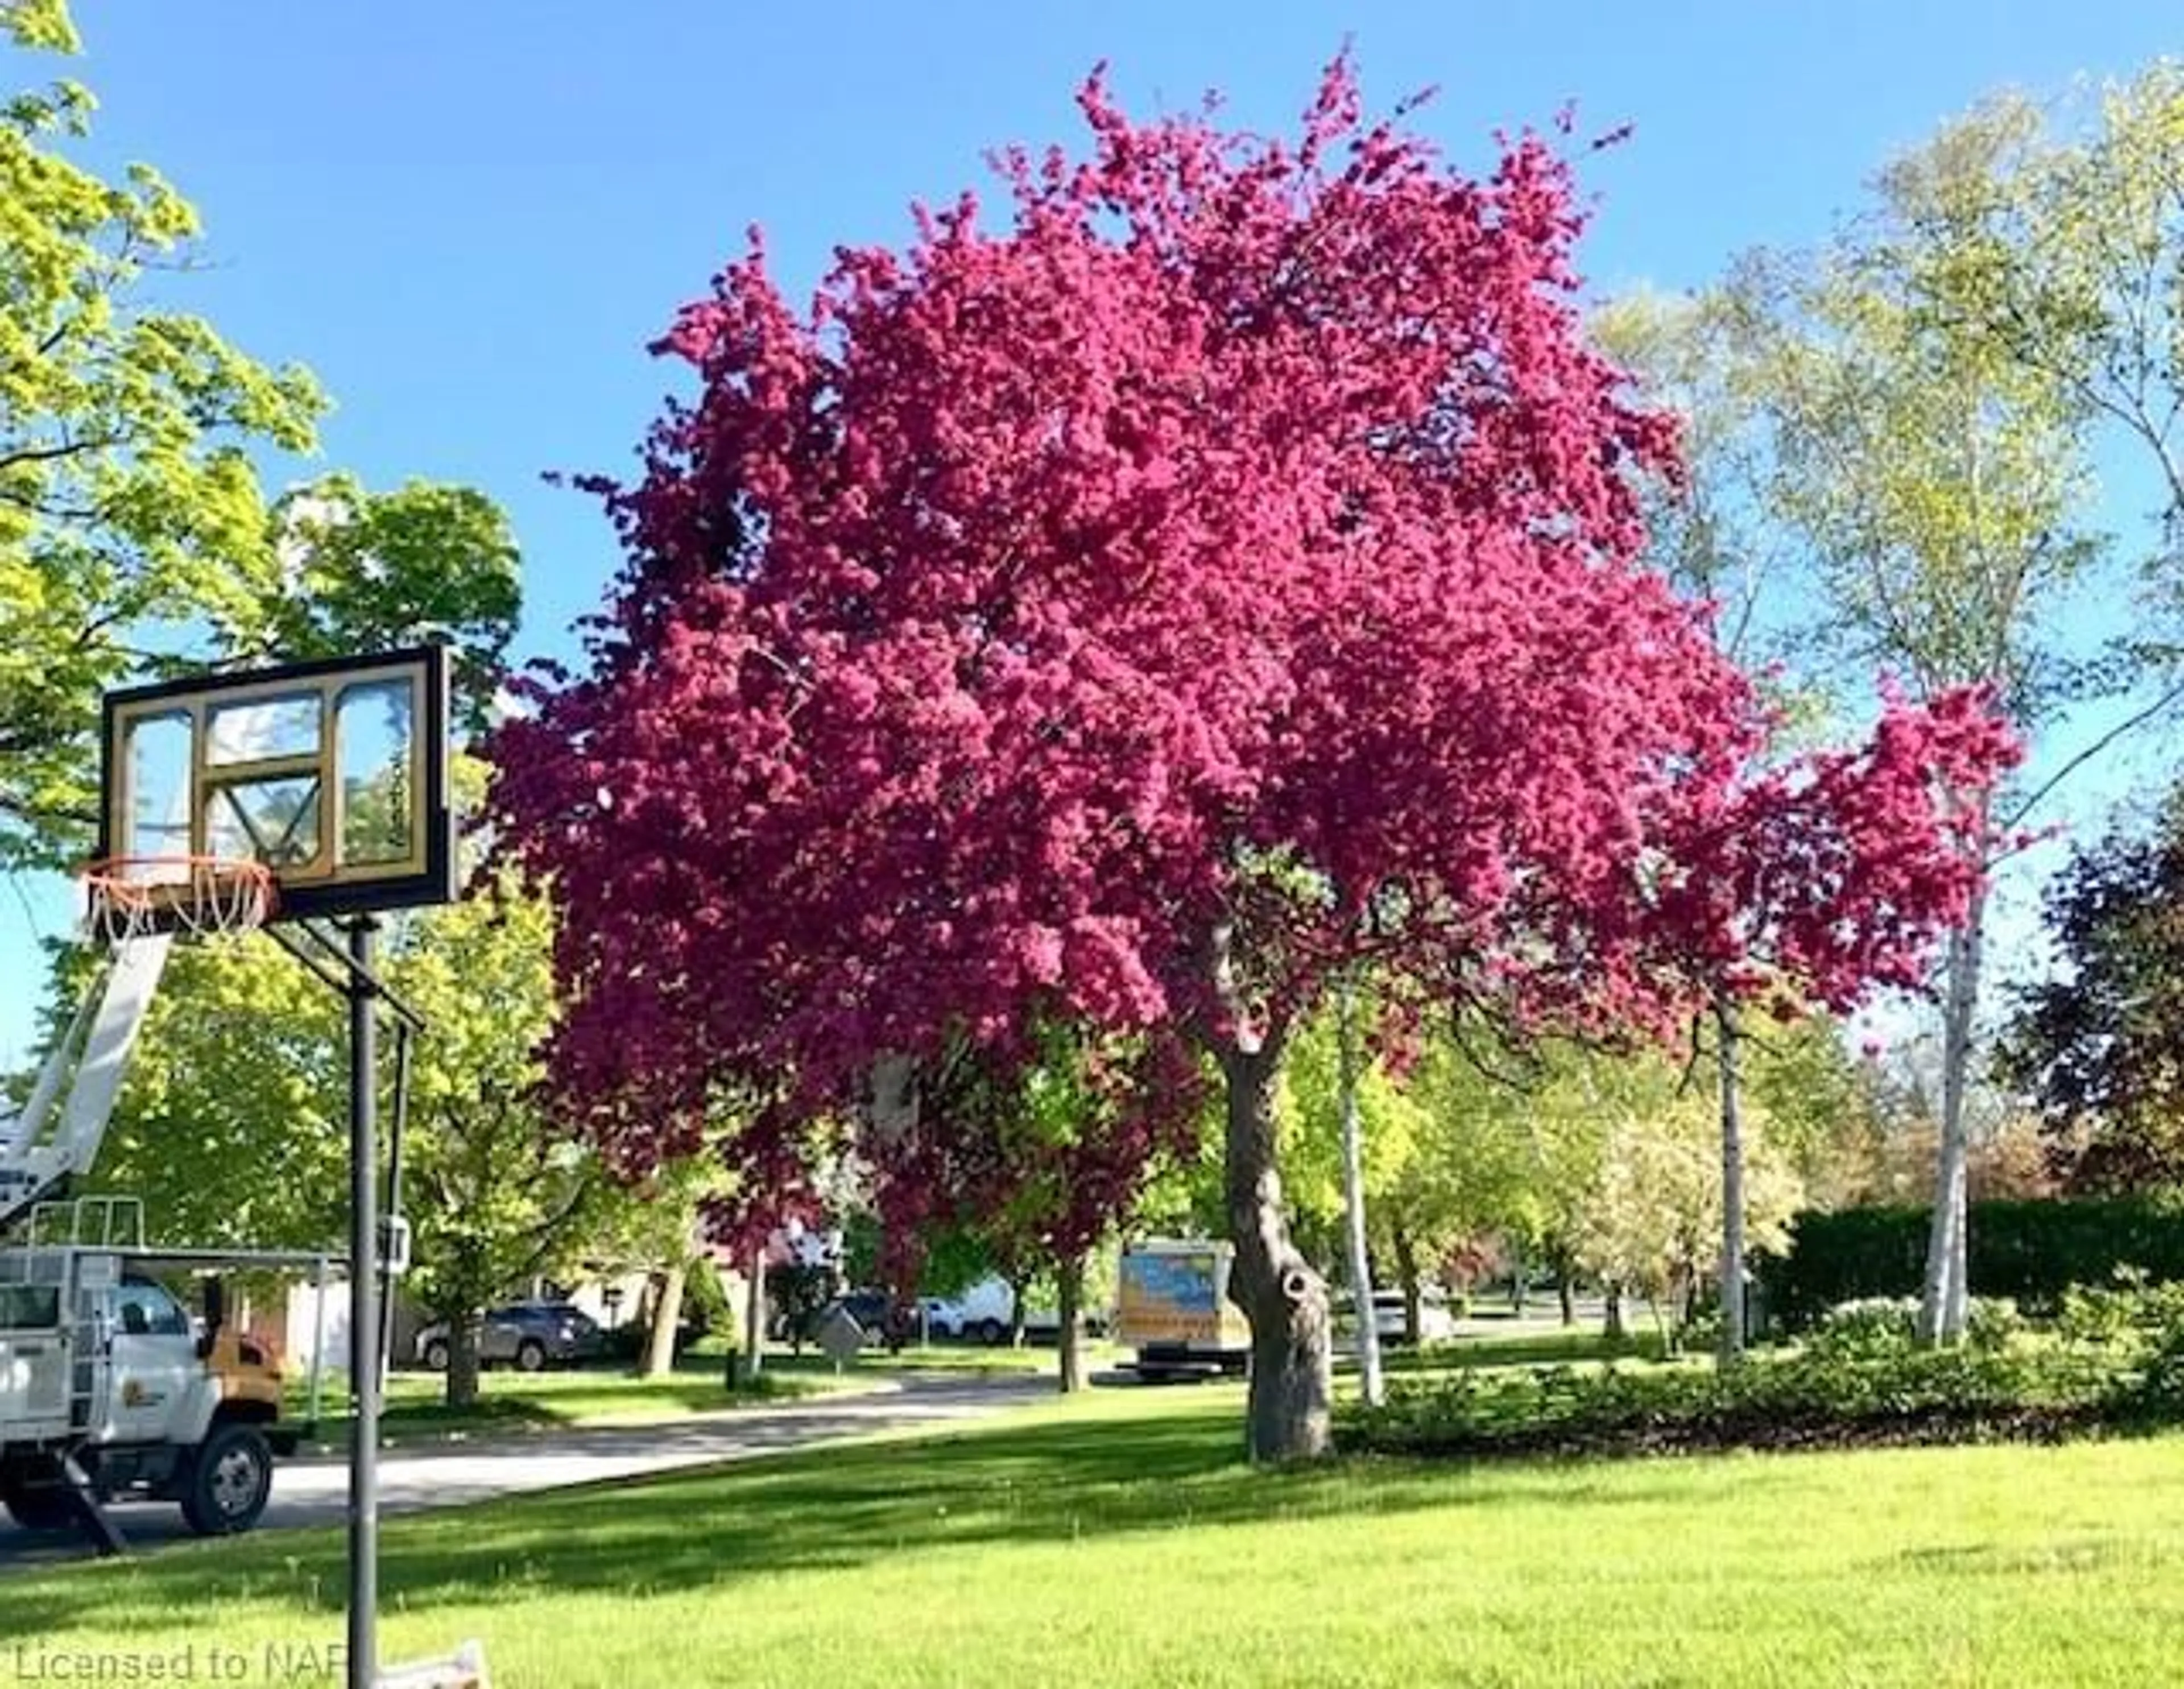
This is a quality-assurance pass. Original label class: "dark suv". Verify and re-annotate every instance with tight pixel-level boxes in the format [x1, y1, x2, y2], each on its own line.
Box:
[816, 1289, 911, 1349]
[415, 1301, 604, 1372]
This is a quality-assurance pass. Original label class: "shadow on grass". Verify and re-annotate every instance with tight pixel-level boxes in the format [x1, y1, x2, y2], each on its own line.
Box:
[297, 1359, 827, 1447]
[0, 1381, 1772, 1644]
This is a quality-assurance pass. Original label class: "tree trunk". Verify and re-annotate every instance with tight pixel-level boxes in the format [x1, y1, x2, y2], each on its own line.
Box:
[1556, 1262, 1575, 1329]
[1603, 1282, 1625, 1343]
[743, 1243, 766, 1382]
[445, 1313, 482, 1410]
[1715, 992, 1748, 1367]
[1221, 1039, 1333, 1462]
[1392, 1221, 1422, 1351]
[1056, 1252, 1086, 1394]
[643, 1261, 687, 1379]
[1005, 1273, 1028, 1349]
[1920, 884, 1987, 1345]
[1337, 976, 1385, 1406]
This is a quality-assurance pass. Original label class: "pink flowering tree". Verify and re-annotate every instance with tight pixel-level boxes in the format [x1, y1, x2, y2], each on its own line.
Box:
[494, 60, 1785, 1460]
[1643, 685, 2020, 1359]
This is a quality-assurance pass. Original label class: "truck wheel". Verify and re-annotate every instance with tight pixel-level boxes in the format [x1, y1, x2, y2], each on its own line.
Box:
[514, 1338, 547, 1372]
[2, 1476, 76, 1531]
[977, 1318, 1004, 1347]
[181, 1424, 272, 1536]
[421, 1338, 450, 1372]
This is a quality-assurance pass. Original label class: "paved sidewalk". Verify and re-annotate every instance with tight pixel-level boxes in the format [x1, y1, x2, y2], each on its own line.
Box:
[0, 1372, 1049, 1566]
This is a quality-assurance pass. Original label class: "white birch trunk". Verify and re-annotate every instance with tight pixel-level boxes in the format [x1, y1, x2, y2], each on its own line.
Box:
[1715, 993, 1748, 1366]
[1338, 976, 1384, 1406]
[1919, 885, 1988, 1344]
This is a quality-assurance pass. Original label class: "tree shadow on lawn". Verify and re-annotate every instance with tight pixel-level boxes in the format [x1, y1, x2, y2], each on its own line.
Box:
[316, 1375, 835, 1450]
[0, 1398, 1736, 1638]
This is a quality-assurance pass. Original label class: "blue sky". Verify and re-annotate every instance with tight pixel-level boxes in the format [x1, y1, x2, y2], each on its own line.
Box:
[4, 2, 2180, 1066]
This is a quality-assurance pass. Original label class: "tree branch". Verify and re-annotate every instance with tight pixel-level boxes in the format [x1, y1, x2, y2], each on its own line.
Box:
[0, 435, 120, 474]
[2000, 675, 2184, 835]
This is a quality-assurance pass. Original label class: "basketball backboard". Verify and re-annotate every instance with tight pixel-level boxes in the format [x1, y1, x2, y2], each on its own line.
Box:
[95, 645, 457, 927]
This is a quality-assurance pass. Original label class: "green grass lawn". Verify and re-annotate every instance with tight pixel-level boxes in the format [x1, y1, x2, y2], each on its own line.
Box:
[287, 1340, 1097, 1447]
[10, 1383, 2184, 1686]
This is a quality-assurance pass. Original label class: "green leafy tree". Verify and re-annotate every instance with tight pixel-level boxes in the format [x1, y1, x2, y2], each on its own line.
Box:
[262, 477, 520, 728]
[882, 1021, 1198, 1391]
[1708, 129, 2108, 1343]
[94, 866, 615, 1408]
[1282, 1010, 1540, 1344]
[1556, 1048, 1804, 1353]
[1397, 1034, 1570, 1302]
[578, 1148, 734, 1377]
[0, 1, 321, 864]
[1278, 1008, 1424, 1274]
[1896, 67, 2184, 593]
[390, 872, 610, 1405]
[1592, 290, 1786, 675]
[0, 7, 526, 867]
[90, 940, 347, 1249]
[1744, 1012, 1892, 1209]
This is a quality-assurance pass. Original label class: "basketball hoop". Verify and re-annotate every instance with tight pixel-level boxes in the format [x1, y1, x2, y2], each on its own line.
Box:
[78, 855, 276, 945]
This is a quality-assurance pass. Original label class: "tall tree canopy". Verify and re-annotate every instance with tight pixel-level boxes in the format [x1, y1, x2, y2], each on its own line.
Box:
[89, 864, 616, 1408]
[0, 3, 522, 865]
[0, 0, 319, 863]
[495, 61, 1987, 1458]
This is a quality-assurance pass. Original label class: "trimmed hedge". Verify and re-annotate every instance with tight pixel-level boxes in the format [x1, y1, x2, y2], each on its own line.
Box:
[1759, 1198, 2184, 1332]
[1342, 1346, 2113, 1460]
[1342, 1281, 2184, 1460]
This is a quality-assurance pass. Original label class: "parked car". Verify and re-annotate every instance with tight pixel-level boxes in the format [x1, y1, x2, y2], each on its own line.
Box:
[1337, 1289, 1458, 1346]
[415, 1302, 605, 1372]
[944, 1276, 1106, 1345]
[811, 1288, 920, 1350]
[915, 1296, 962, 1339]
[1371, 1289, 1458, 1345]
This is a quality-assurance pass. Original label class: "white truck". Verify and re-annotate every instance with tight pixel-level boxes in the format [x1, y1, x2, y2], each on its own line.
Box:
[0, 1202, 300, 1541]
[0, 936, 319, 1547]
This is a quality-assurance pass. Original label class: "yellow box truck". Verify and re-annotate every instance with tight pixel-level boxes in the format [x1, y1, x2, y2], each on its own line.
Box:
[1114, 1239, 1250, 1380]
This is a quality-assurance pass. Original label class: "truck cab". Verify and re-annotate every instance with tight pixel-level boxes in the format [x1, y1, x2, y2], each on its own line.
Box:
[0, 1233, 292, 1538]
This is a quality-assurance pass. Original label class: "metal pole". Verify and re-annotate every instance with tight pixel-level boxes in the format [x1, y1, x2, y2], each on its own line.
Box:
[308, 1255, 329, 1432]
[379, 1021, 412, 1396]
[345, 916, 380, 1689]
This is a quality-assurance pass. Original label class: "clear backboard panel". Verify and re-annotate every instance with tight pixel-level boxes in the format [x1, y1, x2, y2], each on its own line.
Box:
[96, 645, 457, 926]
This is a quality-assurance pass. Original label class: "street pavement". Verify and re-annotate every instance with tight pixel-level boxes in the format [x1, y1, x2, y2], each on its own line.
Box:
[0, 1372, 1050, 1568]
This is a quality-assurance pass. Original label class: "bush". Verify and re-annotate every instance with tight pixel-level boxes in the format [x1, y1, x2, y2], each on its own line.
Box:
[1759, 1198, 2184, 1331]
[682, 1259, 738, 1346]
[1966, 1295, 2026, 1351]
[1806, 1297, 1920, 1360]
[1340, 1321, 2164, 1462]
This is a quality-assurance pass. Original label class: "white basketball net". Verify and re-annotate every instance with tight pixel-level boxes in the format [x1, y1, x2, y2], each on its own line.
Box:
[81, 856, 275, 945]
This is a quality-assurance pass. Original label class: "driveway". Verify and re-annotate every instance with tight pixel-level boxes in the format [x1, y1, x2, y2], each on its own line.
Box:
[0, 1372, 1049, 1567]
